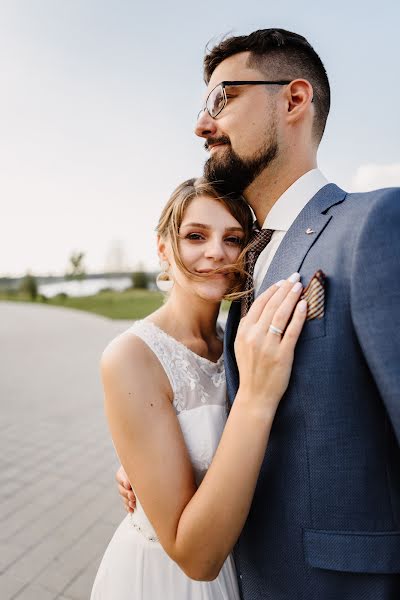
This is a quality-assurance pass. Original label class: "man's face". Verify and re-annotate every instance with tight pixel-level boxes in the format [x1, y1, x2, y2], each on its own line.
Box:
[195, 52, 281, 197]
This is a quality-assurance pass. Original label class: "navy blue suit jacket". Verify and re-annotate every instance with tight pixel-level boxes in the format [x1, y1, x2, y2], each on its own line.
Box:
[224, 184, 400, 600]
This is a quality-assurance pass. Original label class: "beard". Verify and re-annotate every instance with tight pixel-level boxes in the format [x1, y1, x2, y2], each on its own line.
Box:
[203, 122, 279, 198]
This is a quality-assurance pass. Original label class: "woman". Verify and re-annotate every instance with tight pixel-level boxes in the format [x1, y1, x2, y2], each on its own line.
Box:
[91, 178, 307, 599]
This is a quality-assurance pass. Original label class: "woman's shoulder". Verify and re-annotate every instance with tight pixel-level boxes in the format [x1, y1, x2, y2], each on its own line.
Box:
[102, 323, 150, 366]
[101, 322, 171, 397]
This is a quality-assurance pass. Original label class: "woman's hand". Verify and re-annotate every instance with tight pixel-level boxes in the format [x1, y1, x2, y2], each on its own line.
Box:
[234, 273, 307, 419]
[116, 464, 136, 512]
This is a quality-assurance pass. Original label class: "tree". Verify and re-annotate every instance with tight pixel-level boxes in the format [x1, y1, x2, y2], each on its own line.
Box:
[66, 251, 86, 280]
[131, 270, 149, 290]
[19, 273, 38, 300]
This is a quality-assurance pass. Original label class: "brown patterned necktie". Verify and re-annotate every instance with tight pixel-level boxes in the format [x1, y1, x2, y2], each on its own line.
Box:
[240, 228, 274, 318]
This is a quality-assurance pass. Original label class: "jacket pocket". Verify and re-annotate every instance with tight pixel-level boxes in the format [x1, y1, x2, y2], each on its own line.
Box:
[299, 316, 326, 341]
[303, 528, 400, 574]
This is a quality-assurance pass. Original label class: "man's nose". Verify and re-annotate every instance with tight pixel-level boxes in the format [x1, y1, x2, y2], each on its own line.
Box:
[194, 110, 217, 139]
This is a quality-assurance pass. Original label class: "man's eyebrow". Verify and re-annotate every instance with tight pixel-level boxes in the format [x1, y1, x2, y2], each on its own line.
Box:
[181, 222, 244, 232]
[224, 84, 242, 91]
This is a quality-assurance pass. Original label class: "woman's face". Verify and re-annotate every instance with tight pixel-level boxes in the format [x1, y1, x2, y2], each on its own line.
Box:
[163, 195, 246, 303]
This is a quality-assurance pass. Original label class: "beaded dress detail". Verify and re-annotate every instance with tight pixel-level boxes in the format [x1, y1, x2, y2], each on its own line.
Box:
[91, 320, 240, 600]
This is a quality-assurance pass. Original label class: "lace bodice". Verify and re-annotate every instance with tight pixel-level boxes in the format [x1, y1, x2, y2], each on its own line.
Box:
[129, 320, 226, 412]
[125, 319, 228, 542]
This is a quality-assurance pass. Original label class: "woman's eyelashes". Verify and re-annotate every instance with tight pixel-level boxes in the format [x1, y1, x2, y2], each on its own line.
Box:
[224, 236, 243, 246]
[185, 232, 205, 241]
[184, 232, 243, 245]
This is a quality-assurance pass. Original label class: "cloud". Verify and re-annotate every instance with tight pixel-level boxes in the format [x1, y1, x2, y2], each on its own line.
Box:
[350, 163, 400, 192]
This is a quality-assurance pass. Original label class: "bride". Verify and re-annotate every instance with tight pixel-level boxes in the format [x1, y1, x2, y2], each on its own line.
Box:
[91, 177, 307, 599]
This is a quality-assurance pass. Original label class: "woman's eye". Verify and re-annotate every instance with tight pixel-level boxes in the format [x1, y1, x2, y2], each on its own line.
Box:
[186, 233, 205, 241]
[225, 236, 243, 245]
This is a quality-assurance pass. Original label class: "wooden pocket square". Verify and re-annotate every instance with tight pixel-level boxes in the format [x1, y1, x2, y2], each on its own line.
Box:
[301, 269, 326, 320]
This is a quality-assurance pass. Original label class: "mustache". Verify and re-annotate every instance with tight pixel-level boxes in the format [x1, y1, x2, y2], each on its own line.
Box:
[204, 136, 231, 151]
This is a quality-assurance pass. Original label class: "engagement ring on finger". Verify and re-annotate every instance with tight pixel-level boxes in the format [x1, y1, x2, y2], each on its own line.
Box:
[269, 324, 284, 336]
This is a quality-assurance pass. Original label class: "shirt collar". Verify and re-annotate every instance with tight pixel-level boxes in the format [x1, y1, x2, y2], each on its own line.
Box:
[261, 168, 329, 232]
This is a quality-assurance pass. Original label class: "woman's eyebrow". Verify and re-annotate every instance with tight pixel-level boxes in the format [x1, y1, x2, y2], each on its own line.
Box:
[181, 222, 244, 232]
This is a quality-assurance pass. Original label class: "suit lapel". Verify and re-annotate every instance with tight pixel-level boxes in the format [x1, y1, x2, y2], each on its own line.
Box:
[258, 184, 347, 294]
[224, 184, 347, 403]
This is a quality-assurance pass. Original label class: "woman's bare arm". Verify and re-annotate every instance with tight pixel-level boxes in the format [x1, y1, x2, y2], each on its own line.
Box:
[103, 280, 306, 581]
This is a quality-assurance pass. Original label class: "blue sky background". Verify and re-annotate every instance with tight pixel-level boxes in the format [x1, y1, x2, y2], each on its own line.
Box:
[1, 0, 399, 275]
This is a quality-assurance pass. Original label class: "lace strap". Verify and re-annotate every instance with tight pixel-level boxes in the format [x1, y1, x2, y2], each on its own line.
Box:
[127, 321, 178, 396]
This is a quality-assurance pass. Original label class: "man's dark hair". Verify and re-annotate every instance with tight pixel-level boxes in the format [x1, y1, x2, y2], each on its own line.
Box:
[204, 29, 330, 143]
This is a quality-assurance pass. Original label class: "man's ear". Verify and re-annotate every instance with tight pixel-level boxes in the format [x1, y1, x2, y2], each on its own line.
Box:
[285, 79, 314, 120]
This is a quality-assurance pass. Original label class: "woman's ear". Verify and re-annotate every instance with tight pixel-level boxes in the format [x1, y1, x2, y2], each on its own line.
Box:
[157, 235, 168, 263]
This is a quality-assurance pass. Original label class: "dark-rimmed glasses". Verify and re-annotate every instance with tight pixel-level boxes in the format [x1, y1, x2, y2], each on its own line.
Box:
[197, 80, 292, 120]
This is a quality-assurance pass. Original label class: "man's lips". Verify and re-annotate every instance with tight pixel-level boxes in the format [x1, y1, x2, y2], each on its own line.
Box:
[204, 137, 230, 151]
[209, 143, 226, 152]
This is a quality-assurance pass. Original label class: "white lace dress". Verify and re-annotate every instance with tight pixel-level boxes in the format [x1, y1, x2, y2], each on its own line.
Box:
[91, 320, 240, 600]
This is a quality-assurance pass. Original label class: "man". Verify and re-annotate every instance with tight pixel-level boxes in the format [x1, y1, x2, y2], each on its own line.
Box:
[118, 29, 400, 599]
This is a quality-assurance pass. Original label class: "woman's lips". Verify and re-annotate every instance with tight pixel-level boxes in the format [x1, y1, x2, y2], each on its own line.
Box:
[196, 270, 227, 277]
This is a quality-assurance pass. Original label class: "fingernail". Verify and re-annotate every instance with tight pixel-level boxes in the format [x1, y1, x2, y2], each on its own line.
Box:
[298, 300, 307, 312]
[288, 272, 300, 283]
[129, 501, 135, 508]
[124, 482, 130, 490]
[275, 280, 285, 287]
[291, 282, 303, 293]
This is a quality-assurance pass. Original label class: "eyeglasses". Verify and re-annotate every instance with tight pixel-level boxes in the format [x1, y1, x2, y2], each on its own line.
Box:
[197, 80, 292, 120]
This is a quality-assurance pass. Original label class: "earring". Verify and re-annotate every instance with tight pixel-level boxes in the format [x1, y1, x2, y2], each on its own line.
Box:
[156, 260, 173, 292]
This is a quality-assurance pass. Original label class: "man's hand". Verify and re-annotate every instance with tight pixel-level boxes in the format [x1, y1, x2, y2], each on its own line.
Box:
[116, 465, 136, 512]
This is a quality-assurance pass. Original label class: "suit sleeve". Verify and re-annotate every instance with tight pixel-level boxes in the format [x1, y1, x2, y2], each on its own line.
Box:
[350, 188, 400, 444]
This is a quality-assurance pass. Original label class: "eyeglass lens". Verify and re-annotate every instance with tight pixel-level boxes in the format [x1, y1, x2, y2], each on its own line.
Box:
[207, 85, 225, 118]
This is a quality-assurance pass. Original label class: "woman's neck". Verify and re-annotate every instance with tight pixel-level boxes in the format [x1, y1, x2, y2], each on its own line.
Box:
[148, 287, 222, 359]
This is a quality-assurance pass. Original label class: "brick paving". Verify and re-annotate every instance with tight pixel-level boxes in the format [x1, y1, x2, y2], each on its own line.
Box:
[0, 302, 133, 599]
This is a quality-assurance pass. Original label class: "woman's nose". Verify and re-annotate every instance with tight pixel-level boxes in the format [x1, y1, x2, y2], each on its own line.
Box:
[204, 238, 225, 261]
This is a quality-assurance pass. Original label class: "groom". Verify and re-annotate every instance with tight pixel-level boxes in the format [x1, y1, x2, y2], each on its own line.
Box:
[119, 29, 400, 599]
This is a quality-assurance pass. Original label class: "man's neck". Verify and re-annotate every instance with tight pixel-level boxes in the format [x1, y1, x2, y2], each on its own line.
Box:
[245, 158, 318, 225]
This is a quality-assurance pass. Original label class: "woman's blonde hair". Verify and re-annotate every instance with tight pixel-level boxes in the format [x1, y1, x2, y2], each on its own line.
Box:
[156, 177, 253, 299]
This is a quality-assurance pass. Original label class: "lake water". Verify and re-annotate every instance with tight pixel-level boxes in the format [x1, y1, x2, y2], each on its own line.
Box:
[39, 277, 132, 298]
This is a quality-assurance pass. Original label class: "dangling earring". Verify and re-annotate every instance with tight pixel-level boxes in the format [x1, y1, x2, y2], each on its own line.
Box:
[156, 260, 173, 292]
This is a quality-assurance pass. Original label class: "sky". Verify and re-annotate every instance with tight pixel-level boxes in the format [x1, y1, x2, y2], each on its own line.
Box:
[1, 0, 399, 277]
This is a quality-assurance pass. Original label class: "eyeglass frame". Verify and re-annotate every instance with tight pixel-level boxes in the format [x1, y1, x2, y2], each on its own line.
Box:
[197, 80, 293, 120]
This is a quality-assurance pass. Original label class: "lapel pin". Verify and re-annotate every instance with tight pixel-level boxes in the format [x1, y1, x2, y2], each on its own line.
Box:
[306, 228, 315, 235]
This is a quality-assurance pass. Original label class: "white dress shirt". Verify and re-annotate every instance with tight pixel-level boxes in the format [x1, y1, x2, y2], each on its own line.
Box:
[253, 168, 329, 293]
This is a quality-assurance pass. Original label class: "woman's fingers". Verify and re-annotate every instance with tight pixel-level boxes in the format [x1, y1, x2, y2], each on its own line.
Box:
[263, 280, 304, 336]
[241, 282, 280, 324]
[117, 483, 136, 512]
[280, 299, 308, 350]
[116, 465, 136, 512]
[116, 465, 131, 488]
[257, 274, 301, 331]
[239, 271, 306, 351]
[117, 484, 131, 511]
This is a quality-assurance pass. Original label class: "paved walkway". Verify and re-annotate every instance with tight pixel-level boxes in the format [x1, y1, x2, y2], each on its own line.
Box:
[0, 302, 133, 599]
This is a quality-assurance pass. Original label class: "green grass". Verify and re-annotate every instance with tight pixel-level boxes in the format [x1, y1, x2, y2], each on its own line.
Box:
[0, 289, 165, 320]
[0, 289, 231, 320]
